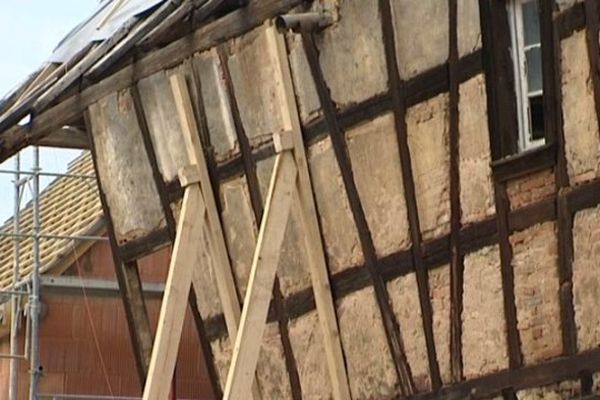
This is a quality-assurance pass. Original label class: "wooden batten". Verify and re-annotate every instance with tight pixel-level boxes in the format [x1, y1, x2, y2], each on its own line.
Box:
[216, 41, 302, 400]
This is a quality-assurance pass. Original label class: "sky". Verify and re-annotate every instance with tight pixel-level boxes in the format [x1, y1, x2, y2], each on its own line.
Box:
[0, 1, 99, 224]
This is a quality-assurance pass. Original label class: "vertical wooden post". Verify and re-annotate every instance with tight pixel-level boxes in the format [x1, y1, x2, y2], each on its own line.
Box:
[170, 72, 262, 399]
[266, 25, 352, 400]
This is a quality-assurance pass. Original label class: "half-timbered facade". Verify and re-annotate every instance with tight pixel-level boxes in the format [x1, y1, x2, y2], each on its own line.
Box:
[1, 0, 600, 398]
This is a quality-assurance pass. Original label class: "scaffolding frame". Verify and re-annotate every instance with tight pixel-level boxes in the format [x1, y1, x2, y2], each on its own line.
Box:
[0, 146, 97, 400]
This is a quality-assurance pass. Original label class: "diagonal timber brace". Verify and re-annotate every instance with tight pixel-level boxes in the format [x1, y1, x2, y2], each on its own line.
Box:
[143, 23, 350, 399]
[223, 145, 298, 399]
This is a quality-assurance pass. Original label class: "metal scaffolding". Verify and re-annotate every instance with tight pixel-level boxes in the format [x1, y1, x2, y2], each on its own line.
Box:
[0, 147, 97, 400]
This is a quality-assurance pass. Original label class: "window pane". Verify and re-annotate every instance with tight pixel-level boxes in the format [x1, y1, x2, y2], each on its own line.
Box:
[529, 95, 545, 141]
[526, 46, 543, 93]
[522, 0, 541, 46]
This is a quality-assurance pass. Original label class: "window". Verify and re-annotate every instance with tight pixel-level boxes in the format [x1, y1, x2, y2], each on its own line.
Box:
[508, 0, 545, 152]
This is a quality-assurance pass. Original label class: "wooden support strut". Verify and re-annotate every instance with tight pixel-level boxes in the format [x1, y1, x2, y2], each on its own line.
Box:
[266, 25, 352, 400]
[168, 71, 262, 400]
[223, 146, 298, 399]
[143, 166, 208, 400]
[216, 44, 302, 399]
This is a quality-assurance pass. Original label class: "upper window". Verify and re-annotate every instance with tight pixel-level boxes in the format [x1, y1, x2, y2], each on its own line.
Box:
[508, 0, 545, 152]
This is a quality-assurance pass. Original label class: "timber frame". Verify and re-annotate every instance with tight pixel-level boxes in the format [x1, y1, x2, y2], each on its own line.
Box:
[3, 0, 600, 398]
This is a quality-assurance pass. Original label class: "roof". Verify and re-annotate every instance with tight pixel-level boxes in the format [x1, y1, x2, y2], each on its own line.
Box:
[0, 0, 233, 157]
[0, 152, 104, 290]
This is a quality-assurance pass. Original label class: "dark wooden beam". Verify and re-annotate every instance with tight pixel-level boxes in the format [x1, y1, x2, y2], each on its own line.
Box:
[217, 45, 302, 400]
[199, 175, 596, 345]
[407, 348, 600, 400]
[448, 0, 464, 383]
[547, 0, 579, 357]
[302, 29, 417, 395]
[83, 109, 154, 386]
[378, 0, 442, 390]
[493, 175, 522, 369]
[119, 227, 172, 263]
[131, 78, 223, 398]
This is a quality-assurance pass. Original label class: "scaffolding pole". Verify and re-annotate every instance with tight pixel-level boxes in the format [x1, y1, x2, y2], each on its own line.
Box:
[29, 146, 42, 400]
[9, 153, 21, 400]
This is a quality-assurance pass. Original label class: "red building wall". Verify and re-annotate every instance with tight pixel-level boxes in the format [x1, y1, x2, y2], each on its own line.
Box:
[0, 240, 214, 399]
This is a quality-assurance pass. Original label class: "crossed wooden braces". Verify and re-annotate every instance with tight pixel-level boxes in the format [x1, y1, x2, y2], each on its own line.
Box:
[142, 25, 351, 400]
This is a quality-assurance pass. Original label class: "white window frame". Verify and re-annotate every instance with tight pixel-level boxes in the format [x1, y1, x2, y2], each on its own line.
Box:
[507, 0, 545, 152]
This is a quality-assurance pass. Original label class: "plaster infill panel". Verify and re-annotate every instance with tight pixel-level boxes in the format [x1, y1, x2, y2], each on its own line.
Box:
[256, 157, 311, 296]
[388, 272, 430, 392]
[337, 286, 399, 399]
[392, 0, 449, 80]
[459, 74, 495, 224]
[462, 245, 508, 378]
[88, 90, 165, 245]
[561, 31, 600, 185]
[194, 49, 239, 162]
[308, 136, 364, 273]
[288, 311, 333, 399]
[347, 113, 411, 258]
[219, 176, 257, 299]
[457, 0, 482, 57]
[407, 93, 451, 241]
[286, 33, 321, 124]
[137, 71, 188, 182]
[429, 264, 452, 385]
[510, 222, 562, 365]
[227, 26, 285, 143]
[316, 0, 388, 108]
[573, 205, 600, 351]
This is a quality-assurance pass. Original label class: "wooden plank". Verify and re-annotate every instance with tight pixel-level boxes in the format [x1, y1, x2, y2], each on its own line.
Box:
[301, 29, 417, 395]
[143, 184, 206, 400]
[170, 72, 242, 338]
[84, 109, 153, 385]
[216, 40, 302, 400]
[133, 73, 222, 397]
[493, 182, 522, 369]
[378, 0, 442, 390]
[448, 0, 464, 383]
[223, 151, 298, 400]
[170, 71, 263, 399]
[266, 25, 352, 400]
